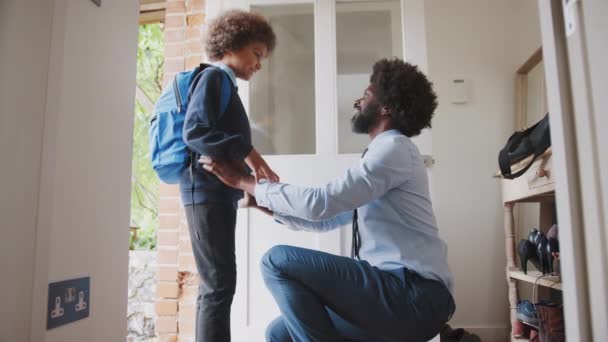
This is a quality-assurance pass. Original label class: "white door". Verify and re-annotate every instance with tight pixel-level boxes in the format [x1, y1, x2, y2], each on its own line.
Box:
[207, 1, 431, 340]
[537, 1, 608, 341]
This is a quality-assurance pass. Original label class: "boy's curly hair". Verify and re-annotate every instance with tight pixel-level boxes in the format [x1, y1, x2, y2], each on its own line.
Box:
[370, 59, 438, 137]
[205, 10, 276, 61]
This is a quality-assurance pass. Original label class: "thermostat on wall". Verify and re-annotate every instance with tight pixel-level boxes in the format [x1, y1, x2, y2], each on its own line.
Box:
[450, 79, 469, 104]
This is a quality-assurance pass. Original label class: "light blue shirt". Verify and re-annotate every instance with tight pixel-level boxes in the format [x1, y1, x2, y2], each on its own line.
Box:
[211, 62, 237, 86]
[255, 129, 454, 293]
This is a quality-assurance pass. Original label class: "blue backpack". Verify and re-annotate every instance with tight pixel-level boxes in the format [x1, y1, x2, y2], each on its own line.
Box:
[149, 64, 232, 184]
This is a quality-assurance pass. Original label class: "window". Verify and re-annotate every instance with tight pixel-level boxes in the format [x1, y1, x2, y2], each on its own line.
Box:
[249, 4, 316, 155]
[336, 1, 403, 154]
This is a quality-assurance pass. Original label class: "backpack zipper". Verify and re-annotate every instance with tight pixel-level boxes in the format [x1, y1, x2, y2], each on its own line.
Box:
[173, 76, 183, 112]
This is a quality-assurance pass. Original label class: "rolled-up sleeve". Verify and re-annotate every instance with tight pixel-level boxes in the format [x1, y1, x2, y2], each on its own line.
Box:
[272, 211, 352, 232]
[254, 138, 412, 221]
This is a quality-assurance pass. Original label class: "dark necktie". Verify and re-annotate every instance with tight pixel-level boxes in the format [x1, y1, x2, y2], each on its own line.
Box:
[351, 148, 368, 260]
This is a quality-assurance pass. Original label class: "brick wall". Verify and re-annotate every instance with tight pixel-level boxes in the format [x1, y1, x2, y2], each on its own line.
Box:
[156, 0, 206, 341]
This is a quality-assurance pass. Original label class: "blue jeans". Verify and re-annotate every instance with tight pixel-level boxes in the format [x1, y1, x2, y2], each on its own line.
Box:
[261, 245, 455, 342]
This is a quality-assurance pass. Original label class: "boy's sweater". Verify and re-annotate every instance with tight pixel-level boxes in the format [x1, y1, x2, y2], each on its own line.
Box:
[180, 65, 252, 205]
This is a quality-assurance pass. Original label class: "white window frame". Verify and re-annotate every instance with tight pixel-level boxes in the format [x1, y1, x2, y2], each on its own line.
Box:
[207, 0, 430, 156]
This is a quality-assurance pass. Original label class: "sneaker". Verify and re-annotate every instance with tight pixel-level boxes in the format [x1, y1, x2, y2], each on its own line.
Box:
[517, 300, 539, 325]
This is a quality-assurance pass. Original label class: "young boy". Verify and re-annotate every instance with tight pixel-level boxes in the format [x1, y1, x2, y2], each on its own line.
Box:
[180, 10, 277, 342]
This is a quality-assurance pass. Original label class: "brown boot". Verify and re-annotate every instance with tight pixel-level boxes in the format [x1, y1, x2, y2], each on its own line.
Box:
[537, 303, 565, 342]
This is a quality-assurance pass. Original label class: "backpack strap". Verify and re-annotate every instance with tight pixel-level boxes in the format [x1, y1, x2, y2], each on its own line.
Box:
[173, 76, 184, 113]
[187, 64, 232, 119]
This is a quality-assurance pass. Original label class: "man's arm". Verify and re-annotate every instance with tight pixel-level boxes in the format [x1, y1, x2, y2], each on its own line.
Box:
[253, 140, 412, 220]
[273, 212, 352, 232]
[201, 136, 412, 220]
[240, 193, 350, 232]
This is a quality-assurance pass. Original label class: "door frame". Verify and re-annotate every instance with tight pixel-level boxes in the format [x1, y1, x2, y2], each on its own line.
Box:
[537, 0, 608, 340]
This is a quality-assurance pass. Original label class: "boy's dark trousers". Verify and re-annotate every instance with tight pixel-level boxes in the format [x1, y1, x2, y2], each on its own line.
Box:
[184, 203, 237, 342]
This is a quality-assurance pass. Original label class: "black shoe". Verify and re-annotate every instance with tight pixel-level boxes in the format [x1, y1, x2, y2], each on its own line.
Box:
[518, 239, 541, 274]
[528, 228, 544, 246]
[536, 235, 549, 274]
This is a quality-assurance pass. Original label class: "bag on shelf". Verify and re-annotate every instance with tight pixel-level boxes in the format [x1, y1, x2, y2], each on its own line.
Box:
[499, 113, 551, 179]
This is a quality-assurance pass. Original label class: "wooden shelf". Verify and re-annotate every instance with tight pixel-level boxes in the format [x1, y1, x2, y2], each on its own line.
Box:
[509, 270, 562, 290]
[512, 336, 529, 342]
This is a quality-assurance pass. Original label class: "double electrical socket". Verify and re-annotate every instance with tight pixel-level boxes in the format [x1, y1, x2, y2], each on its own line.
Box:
[47, 277, 90, 330]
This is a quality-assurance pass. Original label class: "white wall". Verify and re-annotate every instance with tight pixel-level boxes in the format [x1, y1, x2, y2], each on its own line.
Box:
[0, 0, 52, 340]
[426, 0, 541, 340]
[1, 0, 139, 341]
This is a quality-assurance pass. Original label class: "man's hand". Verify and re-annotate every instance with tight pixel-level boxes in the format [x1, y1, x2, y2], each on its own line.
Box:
[237, 192, 274, 217]
[238, 192, 258, 209]
[244, 148, 280, 182]
[199, 156, 256, 194]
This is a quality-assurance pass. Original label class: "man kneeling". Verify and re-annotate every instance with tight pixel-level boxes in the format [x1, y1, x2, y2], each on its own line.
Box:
[201, 58, 455, 342]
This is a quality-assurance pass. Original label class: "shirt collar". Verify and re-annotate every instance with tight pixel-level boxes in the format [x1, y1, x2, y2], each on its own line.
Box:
[211, 62, 237, 86]
[368, 129, 403, 150]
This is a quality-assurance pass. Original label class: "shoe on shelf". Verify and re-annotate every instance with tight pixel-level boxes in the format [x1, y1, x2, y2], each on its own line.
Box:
[518, 239, 541, 274]
[536, 235, 550, 274]
[516, 300, 539, 326]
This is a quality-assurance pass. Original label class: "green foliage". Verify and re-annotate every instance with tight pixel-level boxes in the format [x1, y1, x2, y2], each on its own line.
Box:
[130, 24, 164, 251]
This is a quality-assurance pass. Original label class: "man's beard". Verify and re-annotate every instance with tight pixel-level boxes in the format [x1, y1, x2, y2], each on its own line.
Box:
[351, 103, 380, 134]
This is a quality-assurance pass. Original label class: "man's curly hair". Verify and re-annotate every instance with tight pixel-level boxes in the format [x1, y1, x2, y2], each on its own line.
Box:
[205, 10, 276, 61]
[370, 59, 437, 137]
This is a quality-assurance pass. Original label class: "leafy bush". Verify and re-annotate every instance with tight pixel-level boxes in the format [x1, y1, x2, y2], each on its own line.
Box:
[130, 24, 164, 251]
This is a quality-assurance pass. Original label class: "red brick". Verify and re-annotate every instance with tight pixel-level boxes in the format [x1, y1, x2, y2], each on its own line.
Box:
[191, 0, 205, 11]
[160, 214, 179, 229]
[185, 55, 202, 69]
[158, 231, 179, 246]
[178, 239, 192, 253]
[157, 281, 180, 299]
[164, 44, 184, 59]
[158, 334, 177, 342]
[156, 317, 178, 333]
[179, 303, 196, 318]
[159, 182, 178, 194]
[182, 273, 200, 286]
[179, 284, 198, 301]
[160, 182, 180, 196]
[157, 265, 179, 281]
[178, 314, 195, 337]
[180, 223, 191, 238]
[186, 27, 201, 40]
[156, 300, 178, 316]
[166, 1, 185, 14]
[160, 196, 181, 211]
[178, 254, 196, 271]
[165, 29, 186, 43]
[165, 14, 186, 28]
[158, 248, 178, 264]
[186, 14, 205, 26]
[186, 41, 204, 55]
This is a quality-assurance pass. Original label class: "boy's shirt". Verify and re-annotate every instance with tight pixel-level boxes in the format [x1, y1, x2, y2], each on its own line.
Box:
[211, 62, 237, 87]
[180, 64, 252, 205]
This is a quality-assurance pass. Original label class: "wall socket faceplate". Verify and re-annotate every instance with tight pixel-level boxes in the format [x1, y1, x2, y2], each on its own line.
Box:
[47, 277, 90, 330]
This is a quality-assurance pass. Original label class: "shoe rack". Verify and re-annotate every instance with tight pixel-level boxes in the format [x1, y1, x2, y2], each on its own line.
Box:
[497, 47, 562, 341]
